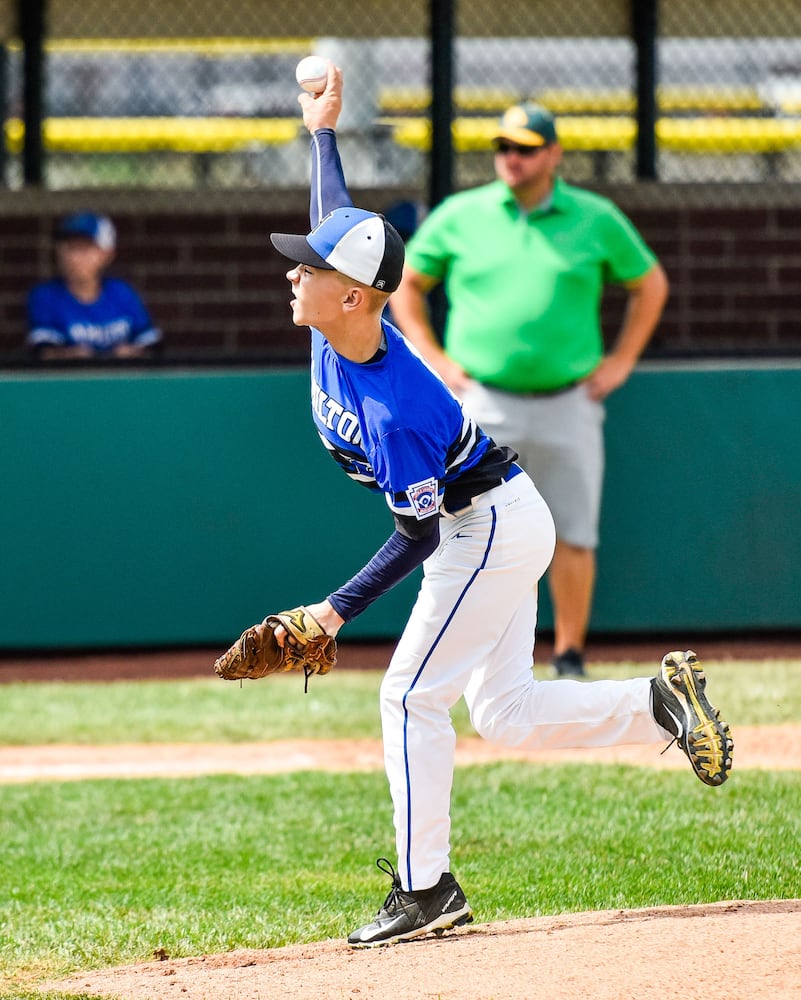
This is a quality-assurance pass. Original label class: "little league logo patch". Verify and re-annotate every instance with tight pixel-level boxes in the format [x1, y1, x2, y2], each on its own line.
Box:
[408, 477, 439, 519]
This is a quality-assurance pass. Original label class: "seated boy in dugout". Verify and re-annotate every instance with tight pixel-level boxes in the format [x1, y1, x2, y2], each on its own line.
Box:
[26, 212, 162, 360]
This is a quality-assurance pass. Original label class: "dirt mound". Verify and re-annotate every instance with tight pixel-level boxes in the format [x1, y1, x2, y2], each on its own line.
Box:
[48, 898, 801, 1000]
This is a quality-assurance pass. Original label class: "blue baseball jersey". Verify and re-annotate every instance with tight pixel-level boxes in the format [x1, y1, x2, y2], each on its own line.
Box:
[26, 277, 161, 353]
[312, 321, 494, 523]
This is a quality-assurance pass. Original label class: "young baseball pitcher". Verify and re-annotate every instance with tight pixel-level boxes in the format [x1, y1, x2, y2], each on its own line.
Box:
[215, 62, 733, 948]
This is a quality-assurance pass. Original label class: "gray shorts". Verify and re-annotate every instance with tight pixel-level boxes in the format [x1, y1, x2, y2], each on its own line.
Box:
[461, 381, 605, 548]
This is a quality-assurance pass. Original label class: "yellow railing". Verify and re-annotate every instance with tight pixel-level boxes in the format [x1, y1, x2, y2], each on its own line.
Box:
[378, 85, 768, 115]
[4, 117, 301, 154]
[6, 114, 801, 157]
[5, 37, 313, 55]
[389, 115, 801, 154]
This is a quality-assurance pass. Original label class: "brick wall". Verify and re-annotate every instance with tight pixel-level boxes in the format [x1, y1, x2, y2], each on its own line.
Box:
[0, 190, 315, 362]
[606, 194, 801, 358]
[1, 185, 800, 363]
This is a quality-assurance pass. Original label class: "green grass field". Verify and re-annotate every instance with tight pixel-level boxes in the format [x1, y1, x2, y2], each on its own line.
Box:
[1, 658, 800, 1000]
[2, 658, 800, 745]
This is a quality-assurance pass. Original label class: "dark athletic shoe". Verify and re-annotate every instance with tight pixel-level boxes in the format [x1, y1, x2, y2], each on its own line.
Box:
[550, 647, 586, 677]
[651, 649, 733, 786]
[348, 858, 473, 948]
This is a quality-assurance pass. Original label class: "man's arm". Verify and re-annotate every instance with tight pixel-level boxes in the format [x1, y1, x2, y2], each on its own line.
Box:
[584, 262, 669, 401]
[391, 265, 474, 393]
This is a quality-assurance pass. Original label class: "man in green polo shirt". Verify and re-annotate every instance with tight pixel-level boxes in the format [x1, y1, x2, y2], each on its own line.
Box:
[391, 103, 668, 677]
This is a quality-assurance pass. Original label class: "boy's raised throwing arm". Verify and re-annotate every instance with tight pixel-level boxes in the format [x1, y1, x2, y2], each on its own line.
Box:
[300, 63, 353, 228]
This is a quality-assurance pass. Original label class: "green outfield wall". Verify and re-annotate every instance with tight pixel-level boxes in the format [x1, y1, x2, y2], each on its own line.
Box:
[1, 361, 799, 650]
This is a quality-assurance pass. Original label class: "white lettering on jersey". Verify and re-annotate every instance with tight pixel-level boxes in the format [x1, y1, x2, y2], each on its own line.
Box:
[69, 319, 131, 348]
[337, 411, 361, 443]
[323, 396, 344, 429]
[311, 380, 362, 447]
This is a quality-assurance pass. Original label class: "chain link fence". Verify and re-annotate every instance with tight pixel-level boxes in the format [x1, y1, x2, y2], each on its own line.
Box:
[2, 0, 800, 362]
[4, 0, 801, 198]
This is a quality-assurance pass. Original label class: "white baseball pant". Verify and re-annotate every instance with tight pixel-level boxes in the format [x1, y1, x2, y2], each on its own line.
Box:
[380, 469, 666, 892]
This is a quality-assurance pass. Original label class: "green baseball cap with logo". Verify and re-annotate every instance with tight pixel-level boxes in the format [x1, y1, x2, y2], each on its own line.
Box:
[493, 103, 558, 147]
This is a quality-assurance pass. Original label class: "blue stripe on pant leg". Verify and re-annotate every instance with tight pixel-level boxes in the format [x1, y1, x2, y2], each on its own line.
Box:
[400, 506, 497, 890]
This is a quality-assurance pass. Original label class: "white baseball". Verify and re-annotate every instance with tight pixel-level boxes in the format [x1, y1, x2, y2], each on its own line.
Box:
[295, 55, 329, 94]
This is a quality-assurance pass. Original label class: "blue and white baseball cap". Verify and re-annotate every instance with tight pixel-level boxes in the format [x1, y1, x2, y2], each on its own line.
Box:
[54, 212, 116, 251]
[270, 207, 405, 292]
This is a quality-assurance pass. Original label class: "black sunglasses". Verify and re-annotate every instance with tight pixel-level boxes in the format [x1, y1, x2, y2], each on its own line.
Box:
[493, 140, 548, 156]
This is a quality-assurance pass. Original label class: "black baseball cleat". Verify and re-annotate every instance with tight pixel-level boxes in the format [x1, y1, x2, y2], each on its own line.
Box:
[348, 858, 473, 948]
[651, 649, 733, 786]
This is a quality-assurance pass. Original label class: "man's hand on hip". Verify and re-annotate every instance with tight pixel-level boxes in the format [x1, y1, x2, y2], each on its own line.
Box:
[582, 355, 635, 401]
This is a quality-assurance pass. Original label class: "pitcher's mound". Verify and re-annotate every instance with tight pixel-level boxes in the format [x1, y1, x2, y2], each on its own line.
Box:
[49, 898, 801, 1000]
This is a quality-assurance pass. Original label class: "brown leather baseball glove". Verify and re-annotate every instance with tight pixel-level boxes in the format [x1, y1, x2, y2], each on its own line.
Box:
[213, 606, 337, 681]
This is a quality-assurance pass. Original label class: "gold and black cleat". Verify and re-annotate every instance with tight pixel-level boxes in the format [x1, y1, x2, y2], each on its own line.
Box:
[651, 650, 733, 786]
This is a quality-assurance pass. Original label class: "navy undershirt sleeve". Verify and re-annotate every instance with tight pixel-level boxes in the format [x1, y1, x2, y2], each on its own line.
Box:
[327, 522, 440, 623]
[310, 128, 352, 227]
